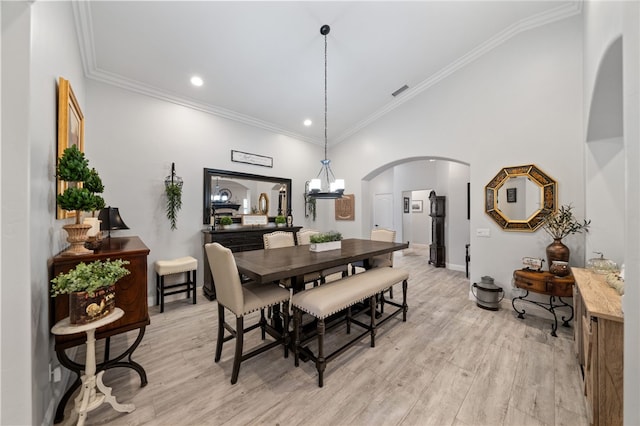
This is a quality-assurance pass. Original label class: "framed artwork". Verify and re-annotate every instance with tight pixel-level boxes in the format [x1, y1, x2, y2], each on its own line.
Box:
[57, 77, 85, 219]
[335, 194, 355, 220]
[403, 197, 410, 213]
[411, 200, 423, 213]
[231, 150, 273, 168]
[506, 188, 517, 203]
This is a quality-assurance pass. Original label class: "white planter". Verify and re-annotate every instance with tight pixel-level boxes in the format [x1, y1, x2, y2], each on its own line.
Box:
[309, 241, 341, 252]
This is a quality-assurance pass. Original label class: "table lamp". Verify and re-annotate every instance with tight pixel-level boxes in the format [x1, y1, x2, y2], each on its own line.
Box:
[99, 206, 130, 238]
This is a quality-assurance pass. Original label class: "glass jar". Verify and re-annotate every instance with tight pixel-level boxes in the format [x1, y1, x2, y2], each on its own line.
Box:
[586, 252, 619, 274]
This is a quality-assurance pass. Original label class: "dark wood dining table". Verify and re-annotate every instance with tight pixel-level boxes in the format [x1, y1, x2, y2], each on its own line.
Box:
[233, 238, 409, 292]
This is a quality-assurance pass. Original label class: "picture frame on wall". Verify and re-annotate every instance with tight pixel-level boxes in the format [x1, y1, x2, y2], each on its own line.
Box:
[506, 187, 517, 203]
[335, 194, 355, 220]
[56, 77, 85, 220]
[411, 200, 423, 213]
[403, 197, 410, 214]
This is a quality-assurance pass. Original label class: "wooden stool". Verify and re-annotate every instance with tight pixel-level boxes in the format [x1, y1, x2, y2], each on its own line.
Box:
[155, 256, 197, 312]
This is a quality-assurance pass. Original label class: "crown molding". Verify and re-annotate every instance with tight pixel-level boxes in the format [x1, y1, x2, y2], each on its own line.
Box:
[73, 1, 581, 148]
[335, 1, 583, 144]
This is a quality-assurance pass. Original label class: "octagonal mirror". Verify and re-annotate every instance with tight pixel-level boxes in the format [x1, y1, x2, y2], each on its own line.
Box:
[485, 164, 557, 231]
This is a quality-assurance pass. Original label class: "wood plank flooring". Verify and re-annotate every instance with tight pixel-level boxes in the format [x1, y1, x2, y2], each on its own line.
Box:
[62, 247, 589, 425]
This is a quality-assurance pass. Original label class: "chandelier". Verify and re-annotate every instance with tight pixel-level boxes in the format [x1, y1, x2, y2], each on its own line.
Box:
[306, 24, 344, 200]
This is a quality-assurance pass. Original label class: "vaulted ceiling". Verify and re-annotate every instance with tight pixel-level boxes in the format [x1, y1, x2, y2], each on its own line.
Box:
[75, 1, 580, 146]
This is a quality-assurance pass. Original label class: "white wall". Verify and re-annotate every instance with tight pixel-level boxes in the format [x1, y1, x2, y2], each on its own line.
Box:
[85, 81, 322, 303]
[583, 1, 640, 423]
[329, 16, 584, 298]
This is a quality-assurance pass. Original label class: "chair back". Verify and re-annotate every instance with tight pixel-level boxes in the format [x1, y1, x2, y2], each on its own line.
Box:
[205, 243, 244, 315]
[371, 228, 396, 266]
[296, 228, 320, 245]
[263, 231, 295, 249]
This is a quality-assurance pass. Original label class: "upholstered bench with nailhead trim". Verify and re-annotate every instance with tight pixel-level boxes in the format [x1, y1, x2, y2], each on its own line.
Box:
[292, 266, 409, 387]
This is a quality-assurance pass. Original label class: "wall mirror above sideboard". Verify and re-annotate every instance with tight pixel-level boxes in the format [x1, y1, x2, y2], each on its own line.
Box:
[485, 164, 557, 232]
[202, 168, 292, 225]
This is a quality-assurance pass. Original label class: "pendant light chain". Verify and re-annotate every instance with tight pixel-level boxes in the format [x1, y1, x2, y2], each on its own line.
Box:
[324, 30, 328, 162]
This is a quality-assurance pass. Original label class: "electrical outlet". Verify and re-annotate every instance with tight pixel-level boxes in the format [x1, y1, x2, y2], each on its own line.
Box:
[49, 363, 62, 383]
[476, 228, 490, 237]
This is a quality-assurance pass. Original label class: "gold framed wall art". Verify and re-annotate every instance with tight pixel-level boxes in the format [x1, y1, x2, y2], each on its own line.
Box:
[56, 77, 85, 219]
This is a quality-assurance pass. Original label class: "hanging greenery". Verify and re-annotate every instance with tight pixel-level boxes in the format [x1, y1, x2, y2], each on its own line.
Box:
[164, 163, 183, 230]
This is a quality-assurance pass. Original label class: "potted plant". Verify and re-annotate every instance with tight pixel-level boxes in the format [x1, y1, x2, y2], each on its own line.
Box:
[275, 215, 287, 227]
[219, 216, 233, 229]
[164, 163, 183, 230]
[51, 258, 130, 324]
[541, 204, 590, 266]
[56, 145, 104, 256]
[309, 231, 343, 252]
[83, 167, 106, 244]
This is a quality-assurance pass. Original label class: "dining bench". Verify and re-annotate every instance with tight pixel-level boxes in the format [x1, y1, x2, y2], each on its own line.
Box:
[291, 266, 409, 387]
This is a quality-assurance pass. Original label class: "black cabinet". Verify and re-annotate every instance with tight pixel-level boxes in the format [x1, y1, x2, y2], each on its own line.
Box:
[429, 191, 446, 267]
[202, 226, 302, 300]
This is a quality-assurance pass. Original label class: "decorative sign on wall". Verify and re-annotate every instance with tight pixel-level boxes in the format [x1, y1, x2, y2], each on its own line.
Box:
[231, 150, 273, 168]
[335, 194, 355, 221]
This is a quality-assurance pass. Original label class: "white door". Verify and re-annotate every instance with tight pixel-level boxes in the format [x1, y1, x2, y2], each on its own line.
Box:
[373, 193, 394, 232]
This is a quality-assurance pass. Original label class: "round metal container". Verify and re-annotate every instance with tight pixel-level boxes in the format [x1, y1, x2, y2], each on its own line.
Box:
[472, 276, 504, 311]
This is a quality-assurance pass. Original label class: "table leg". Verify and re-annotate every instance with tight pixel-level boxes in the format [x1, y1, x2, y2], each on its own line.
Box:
[95, 371, 135, 413]
[54, 326, 147, 424]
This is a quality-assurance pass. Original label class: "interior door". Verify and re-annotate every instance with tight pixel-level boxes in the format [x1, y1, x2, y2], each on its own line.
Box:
[373, 193, 394, 232]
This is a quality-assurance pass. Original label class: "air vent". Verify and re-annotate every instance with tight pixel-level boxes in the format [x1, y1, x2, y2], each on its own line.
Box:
[391, 84, 409, 97]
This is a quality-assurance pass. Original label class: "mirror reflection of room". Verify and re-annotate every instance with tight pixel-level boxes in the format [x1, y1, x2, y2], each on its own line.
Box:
[209, 176, 287, 220]
[496, 176, 541, 221]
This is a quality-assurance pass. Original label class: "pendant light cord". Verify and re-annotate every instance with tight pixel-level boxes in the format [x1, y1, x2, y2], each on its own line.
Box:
[324, 29, 328, 162]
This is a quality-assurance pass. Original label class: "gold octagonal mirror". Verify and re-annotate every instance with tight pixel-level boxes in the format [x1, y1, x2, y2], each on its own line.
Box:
[485, 164, 557, 231]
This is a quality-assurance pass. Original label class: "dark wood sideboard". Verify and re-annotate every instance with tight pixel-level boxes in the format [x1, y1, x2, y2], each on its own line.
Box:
[49, 236, 150, 423]
[202, 226, 302, 300]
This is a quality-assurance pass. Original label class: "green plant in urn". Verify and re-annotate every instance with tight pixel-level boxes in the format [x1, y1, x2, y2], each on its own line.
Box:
[541, 204, 590, 267]
[51, 259, 130, 324]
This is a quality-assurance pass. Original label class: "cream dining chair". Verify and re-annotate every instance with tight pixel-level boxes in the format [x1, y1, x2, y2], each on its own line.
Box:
[205, 242, 290, 384]
[263, 231, 321, 288]
[351, 228, 397, 299]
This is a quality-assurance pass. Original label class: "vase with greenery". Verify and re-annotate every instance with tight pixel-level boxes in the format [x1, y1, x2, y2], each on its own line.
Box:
[56, 145, 104, 255]
[275, 215, 286, 227]
[51, 258, 130, 324]
[164, 163, 183, 230]
[541, 204, 590, 266]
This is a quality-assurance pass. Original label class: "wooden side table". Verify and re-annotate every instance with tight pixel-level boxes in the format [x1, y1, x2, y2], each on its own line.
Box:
[512, 269, 575, 336]
[52, 308, 135, 426]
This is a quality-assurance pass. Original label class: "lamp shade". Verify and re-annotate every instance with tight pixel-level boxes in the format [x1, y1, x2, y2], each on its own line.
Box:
[98, 207, 129, 234]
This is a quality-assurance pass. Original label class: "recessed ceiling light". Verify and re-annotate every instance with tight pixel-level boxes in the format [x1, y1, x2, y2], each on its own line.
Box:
[190, 76, 203, 87]
[303, 119, 312, 126]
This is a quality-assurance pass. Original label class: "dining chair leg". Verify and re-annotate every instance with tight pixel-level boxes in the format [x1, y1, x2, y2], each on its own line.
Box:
[317, 318, 326, 388]
[231, 316, 244, 385]
[282, 300, 290, 359]
[215, 304, 225, 363]
[293, 308, 302, 367]
[260, 308, 266, 340]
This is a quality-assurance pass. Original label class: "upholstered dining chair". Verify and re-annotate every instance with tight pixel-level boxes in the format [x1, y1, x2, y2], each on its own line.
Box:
[205, 242, 290, 384]
[351, 228, 397, 274]
[296, 228, 349, 284]
[263, 231, 321, 288]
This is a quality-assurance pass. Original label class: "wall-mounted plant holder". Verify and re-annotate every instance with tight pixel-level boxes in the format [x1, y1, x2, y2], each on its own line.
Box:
[304, 181, 317, 221]
[165, 162, 183, 230]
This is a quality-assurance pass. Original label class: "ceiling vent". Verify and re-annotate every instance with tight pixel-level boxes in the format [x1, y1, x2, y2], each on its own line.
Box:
[391, 84, 409, 97]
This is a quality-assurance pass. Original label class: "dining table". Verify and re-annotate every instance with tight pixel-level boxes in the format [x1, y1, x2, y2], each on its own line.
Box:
[233, 238, 409, 292]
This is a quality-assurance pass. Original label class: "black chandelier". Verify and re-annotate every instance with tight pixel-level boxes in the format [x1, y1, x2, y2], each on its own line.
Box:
[306, 24, 344, 200]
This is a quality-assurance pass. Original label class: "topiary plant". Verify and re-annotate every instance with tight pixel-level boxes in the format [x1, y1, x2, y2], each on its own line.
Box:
[56, 145, 102, 224]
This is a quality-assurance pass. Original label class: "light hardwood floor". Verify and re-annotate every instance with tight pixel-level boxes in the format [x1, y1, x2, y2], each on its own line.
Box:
[62, 247, 589, 425]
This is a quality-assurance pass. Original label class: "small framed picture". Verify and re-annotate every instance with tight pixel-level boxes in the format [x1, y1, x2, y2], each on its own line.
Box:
[403, 197, 410, 214]
[411, 200, 423, 213]
[506, 188, 517, 203]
